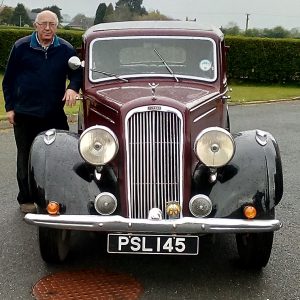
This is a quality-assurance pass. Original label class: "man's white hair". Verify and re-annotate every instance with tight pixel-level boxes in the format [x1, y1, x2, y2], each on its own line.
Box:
[35, 10, 59, 24]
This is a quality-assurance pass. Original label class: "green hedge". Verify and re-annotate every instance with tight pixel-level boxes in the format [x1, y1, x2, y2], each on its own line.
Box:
[0, 28, 83, 70]
[1, 28, 300, 83]
[226, 36, 300, 83]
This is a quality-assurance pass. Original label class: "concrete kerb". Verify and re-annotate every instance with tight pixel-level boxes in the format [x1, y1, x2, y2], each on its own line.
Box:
[0, 98, 299, 130]
[228, 97, 300, 106]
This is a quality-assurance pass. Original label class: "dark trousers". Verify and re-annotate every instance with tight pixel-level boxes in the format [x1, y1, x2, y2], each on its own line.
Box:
[13, 112, 69, 204]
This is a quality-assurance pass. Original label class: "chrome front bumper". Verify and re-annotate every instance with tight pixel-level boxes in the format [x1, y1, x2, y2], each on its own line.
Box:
[24, 214, 282, 234]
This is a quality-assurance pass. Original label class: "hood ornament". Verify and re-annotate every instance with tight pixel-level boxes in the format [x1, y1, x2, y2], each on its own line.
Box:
[149, 82, 159, 101]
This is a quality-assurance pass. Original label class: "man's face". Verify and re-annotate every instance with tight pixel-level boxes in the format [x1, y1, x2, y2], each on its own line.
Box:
[34, 12, 58, 43]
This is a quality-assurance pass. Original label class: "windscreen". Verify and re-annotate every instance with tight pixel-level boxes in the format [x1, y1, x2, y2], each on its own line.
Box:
[89, 36, 217, 82]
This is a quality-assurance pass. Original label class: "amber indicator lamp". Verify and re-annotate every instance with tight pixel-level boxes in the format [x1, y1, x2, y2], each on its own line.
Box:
[47, 201, 60, 215]
[243, 205, 257, 219]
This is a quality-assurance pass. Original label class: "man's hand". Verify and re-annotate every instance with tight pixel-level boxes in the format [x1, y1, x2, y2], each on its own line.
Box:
[63, 89, 80, 106]
[7, 110, 15, 125]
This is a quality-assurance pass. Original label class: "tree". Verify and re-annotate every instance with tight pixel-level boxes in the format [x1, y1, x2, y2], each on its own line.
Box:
[244, 28, 262, 37]
[43, 5, 63, 22]
[94, 3, 107, 25]
[222, 23, 241, 35]
[262, 26, 290, 38]
[115, 0, 147, 15]
[10, 3, 31, 26]
[0, 6, 14, 24]
[31, 8, 42, 13]
[30, 5, 63, 22]
[135, 10, 171, 21]
[290, 27, 300, 38]
[103, 3, 114, 22]
[113, 5, 132, 21]
[71, 14, 93, 29]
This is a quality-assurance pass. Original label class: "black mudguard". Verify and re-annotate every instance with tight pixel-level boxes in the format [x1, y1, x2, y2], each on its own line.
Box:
[29, 130, 118, 214]
[193, 130, 283, 218]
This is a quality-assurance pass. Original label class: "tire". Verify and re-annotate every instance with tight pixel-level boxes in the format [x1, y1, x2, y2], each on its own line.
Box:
[236, 231, 274, 269]
[39, 227, 71, 263]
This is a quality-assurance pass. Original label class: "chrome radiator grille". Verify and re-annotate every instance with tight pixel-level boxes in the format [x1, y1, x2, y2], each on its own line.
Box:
[125, 106, 183, 219]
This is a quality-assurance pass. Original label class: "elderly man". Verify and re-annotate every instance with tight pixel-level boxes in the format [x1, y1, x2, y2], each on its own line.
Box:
[2, 10, 82, 213]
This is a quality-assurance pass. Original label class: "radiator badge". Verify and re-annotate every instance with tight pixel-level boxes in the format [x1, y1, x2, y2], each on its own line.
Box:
[148, 105, 162, 111]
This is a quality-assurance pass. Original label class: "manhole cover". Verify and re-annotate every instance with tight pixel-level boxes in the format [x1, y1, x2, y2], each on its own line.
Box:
[32, 269, 143, 299]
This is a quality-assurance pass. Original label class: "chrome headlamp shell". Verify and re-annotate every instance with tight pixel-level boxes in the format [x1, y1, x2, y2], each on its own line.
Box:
[194, 127, 235, 167]
[79, 125, 119, 165]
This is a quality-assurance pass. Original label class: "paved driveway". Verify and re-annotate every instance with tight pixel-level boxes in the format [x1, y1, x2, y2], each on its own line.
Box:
[0, 101, 299, 299]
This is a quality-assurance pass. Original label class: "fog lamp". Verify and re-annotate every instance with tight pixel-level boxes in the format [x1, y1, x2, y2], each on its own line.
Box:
[166, 202, 181, 218]
[243, 205, 257, 219]
[79, 125, 119, 165]
[194, 127, 235, 167]
[94, 192, 117, 215]
[189, 194, 212, 217]
[47, 201, 60, 215]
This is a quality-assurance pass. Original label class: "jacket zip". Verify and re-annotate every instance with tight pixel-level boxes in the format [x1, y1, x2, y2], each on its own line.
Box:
[30, 45, 48, 59]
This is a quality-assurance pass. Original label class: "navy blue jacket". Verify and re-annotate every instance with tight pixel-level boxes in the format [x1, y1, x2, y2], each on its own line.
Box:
[2, 32, 82, 118]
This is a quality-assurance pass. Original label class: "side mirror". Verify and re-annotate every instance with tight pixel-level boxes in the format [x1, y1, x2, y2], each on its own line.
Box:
[68, 56, 84, 70]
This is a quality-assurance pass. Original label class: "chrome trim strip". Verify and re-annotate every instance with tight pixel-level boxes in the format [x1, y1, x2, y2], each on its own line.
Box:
[94, 92, 122, 110]
[188, 92, 218, 111]
[89, 108, 116, 124]
[24, 214, 282, 234]
[193, 108, 216, 123]
[189, 89, 228, 111]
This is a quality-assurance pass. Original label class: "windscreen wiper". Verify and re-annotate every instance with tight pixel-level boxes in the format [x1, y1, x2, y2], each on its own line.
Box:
[91, 68, 128, 82]
[154, 48, 179, 82]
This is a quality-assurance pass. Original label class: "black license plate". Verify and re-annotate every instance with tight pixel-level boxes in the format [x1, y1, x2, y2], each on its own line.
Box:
[107, 234, 199, 255]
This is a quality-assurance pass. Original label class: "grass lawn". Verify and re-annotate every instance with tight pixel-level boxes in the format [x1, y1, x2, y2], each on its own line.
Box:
[229, 82, 300, 104]
[1, 72, 299, 120]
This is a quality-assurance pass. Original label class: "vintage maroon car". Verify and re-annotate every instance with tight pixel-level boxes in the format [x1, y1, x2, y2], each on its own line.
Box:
[25, 21, 283, 268]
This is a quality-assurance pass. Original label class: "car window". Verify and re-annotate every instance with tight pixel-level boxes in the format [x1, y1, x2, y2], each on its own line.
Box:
[89, 36, 217, 82]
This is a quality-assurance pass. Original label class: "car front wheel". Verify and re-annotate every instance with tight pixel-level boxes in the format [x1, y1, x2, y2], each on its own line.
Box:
[39, 227, 70, 263]
[236, 231, 274, 269]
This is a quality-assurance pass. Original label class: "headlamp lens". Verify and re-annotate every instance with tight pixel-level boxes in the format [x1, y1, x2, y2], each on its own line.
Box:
[79, 126, 118, 165]
[194, 127, 235, 167]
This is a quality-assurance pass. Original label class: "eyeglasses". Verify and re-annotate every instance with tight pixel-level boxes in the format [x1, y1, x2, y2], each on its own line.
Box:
[36, 22, 57, 29]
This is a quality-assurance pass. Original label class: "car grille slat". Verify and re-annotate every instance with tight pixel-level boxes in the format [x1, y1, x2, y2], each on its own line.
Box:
[126, 107, 183, 219]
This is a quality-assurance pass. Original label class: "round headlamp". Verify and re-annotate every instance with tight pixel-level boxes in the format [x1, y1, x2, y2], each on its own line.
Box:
[79, 125, 118, 165]
[194, 127, 235, 167]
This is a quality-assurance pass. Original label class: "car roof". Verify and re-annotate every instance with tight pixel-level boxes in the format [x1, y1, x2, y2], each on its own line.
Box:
[84, 21, 224, 39]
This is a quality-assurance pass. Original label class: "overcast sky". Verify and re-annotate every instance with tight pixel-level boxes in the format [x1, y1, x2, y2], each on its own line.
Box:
[2, 0, 300, 29]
